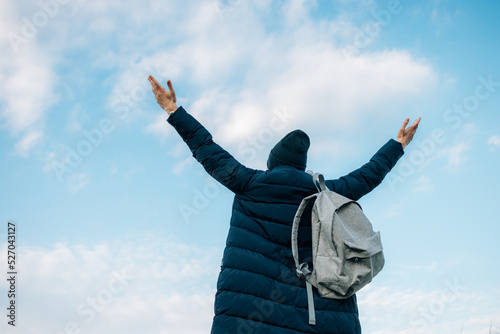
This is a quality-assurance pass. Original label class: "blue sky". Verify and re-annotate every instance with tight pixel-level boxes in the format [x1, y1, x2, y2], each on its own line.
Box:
[1, 0, 499, 333]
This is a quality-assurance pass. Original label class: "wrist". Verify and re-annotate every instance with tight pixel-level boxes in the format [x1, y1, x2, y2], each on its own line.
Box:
[166, 104, 178, 114]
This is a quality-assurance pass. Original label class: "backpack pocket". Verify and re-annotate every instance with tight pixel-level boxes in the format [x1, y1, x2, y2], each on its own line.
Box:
[343, 232, 383, 260]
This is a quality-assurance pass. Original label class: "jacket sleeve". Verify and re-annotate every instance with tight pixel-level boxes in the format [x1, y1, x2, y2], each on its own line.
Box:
[325, 139, 404, 201]
[167, 106, 257, 194]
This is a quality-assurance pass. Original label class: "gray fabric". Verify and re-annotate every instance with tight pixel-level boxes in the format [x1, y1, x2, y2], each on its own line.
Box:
[296, 262, 315, 325]
[291, 173, 385, 324]
[305, 280, 315, 325]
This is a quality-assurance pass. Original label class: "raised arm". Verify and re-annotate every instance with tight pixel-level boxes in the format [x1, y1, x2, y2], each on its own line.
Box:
[326, 118, 420, 200]
[149, 76, 257, 193]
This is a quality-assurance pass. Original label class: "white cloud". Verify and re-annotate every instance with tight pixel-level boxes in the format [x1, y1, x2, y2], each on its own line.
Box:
[0, 236, 221, 334]
[488, 135, 500, 150]
[14, 130, 43, 156]
[0, 1, 57, 156]
[0, 59, 55, 131]
[5, 0, 432, 177]
[413, 175, 434, 192]
[282, 0, 317, 23]
[428, 125, 475, 172]
[173, 157, 195, 175]
[68, 173, 90, 193]
[88, 17, 115, 32]
[145, 112, 173, 141]
[444, 141, 470, 170]
[79, 0, 437, 187]
[380, 203, 403, 220]
[429, 3, 457, 38]
[1, 237, 498, 334]
[66, 104, 90, 134]
[358, 282, 500, 334]
[189, 35, 435, 146]
[90, 0, 436, 147]
[0, 0, 439, 173]
[461, 123, 477, 135]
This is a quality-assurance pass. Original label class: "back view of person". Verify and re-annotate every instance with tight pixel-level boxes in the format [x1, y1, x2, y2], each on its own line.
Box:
[149, 76, 420, 333]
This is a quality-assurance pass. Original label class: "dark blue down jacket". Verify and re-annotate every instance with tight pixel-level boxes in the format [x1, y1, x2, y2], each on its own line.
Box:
[168, 107, 404, 334]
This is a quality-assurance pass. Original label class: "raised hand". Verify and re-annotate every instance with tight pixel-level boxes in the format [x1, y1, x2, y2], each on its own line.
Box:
[397, 117, 421, 149]
[148, 75, 178, 114]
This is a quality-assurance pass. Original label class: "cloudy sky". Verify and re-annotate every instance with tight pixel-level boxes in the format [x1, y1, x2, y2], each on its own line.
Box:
[1, 0, 499, 333]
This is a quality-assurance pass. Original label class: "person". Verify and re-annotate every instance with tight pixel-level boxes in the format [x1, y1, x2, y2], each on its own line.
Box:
[148, 75, 420, 334]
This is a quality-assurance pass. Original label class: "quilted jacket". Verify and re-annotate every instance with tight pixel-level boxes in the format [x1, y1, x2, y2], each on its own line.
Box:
[167, 106, 404, 334]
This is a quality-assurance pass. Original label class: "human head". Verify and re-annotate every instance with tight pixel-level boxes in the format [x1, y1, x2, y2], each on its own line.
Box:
[266, 129, 310, 171]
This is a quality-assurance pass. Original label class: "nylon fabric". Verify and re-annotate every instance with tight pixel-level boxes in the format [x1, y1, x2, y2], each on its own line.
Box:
[167, 106, 405, 334]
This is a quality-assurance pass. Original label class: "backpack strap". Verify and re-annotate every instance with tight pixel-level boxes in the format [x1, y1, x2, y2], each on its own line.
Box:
[291, 193, 318, 270]
[291, 192, 319, 326]
[313, 173, 326, 192]
[300, 264, 316, 326]
[313, 173, 361, 209]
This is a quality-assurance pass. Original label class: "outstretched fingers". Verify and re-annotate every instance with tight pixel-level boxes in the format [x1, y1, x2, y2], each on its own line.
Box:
[166, 80, 176, 101]
[402, 118, 410, 128]
[148, 75, 159, 86]
[401, 117, 420, 132]
[408, 118, 421, 138]
[398, 118, 409, 137]
[399, 118, 409, 134]
[412, 117, 421, 128]
[397, 117, 422, 149]
[148, 75, 156, 87]
[408, 117, 421, 134]
[148, 76, 174, 95]
[167, 80, 174, 92]
[149, 75, 164, 93]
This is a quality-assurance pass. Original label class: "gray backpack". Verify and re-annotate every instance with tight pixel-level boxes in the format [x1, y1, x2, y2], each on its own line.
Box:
[291, 173, 385, 325]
